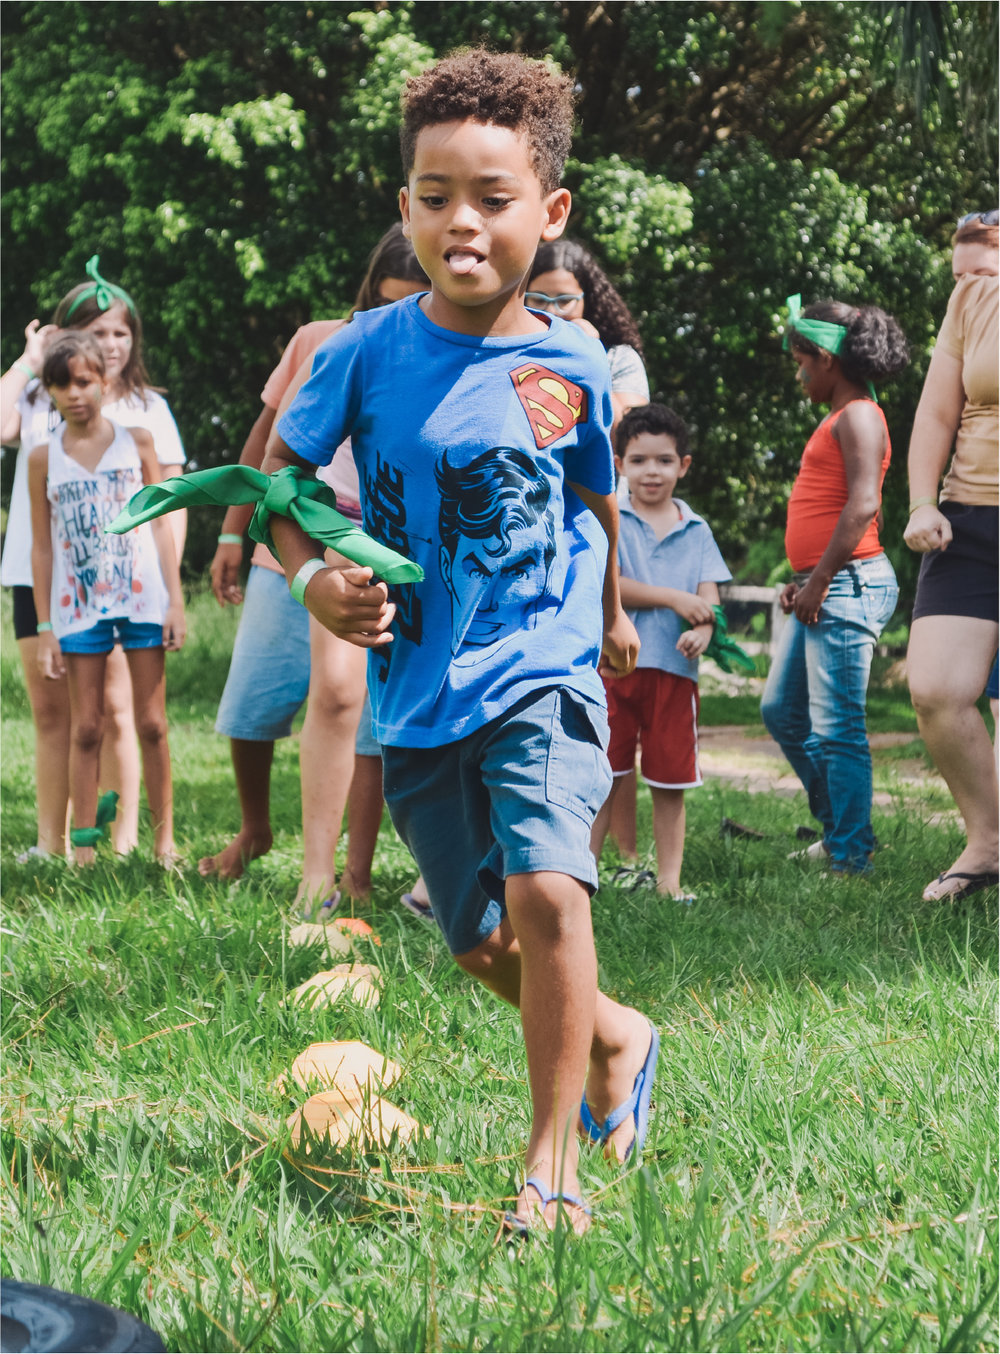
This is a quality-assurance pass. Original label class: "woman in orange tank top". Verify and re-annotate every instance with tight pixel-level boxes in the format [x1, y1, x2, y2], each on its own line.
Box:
[760, 297, 908, 875]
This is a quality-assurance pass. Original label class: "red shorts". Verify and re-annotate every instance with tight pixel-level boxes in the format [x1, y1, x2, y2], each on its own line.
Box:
[604, 668, 701, 788]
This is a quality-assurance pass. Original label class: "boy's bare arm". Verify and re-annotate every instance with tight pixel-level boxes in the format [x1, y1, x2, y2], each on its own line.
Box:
[566, 480, 638, 678]
[676, 580, 720, 658]
[619, 575, 715, 627]
[261, 435, 396, 648]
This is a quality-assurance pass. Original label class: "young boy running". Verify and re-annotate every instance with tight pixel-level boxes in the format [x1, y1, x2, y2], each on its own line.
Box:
[592, 404, 732, 900]
[262, 49, 657, 1232]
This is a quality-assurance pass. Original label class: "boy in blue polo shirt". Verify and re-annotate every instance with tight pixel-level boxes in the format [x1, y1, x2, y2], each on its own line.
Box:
[260, 49, 658, 1233]
[592, 404, 732, 901]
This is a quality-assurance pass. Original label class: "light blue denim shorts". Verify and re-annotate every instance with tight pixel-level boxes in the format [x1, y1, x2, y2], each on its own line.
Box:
[215, 565, 310, 740]
[354, 691, 380, 757]
[60, 618, 163, 654]
[381, 686, 612, 956]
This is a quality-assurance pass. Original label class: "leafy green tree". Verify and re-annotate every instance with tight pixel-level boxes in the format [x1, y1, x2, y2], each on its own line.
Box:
[2, 0, 995, 593]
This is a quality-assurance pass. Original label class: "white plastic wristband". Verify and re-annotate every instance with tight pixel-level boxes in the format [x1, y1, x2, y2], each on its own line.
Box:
[290, 558, 327, 606]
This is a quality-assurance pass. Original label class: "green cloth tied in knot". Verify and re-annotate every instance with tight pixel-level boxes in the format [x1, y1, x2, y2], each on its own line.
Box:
[681, 605, 757, 675]
[65, 255, 136, 320]
[70, 791, 119, 848]
[105, 464, 424, 586]
[783, 294, 877, 402]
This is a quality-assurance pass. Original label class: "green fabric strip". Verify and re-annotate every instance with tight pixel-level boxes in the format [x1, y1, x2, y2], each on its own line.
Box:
[70, 791, 119, 848]
[65, 255, 136, 319]
[783, 294, 878, 402]
[681, 605, 757, 675]
[105, 464, 424, 585]
[783, 292, 847, 356]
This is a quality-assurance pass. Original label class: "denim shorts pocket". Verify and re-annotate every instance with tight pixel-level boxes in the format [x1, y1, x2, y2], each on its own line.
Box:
[545, 690, 612, 823]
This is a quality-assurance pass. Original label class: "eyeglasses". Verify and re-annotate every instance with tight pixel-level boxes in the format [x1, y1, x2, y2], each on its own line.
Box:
[525, 290, 585, 314]
[957, 210, 999, 228]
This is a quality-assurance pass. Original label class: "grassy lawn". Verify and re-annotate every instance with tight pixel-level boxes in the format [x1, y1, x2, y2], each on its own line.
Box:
[2, 589, 997, 1352]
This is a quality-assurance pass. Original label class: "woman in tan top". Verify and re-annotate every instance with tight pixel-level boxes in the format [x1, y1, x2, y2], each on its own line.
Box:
[905, 211, 999, 902]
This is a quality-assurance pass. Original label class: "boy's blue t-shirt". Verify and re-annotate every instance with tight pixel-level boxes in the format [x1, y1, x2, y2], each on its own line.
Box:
[277, 296, 615, 748]
[618, 497, 731, 682]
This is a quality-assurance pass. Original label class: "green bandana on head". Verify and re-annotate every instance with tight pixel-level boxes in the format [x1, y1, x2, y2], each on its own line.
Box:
[782, 293, 847, 356]
[783, 294, 877, 402]
[65, 255, 136, 320]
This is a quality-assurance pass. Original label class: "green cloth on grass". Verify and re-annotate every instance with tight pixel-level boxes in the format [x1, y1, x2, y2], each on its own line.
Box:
[70, 791, 119, 848]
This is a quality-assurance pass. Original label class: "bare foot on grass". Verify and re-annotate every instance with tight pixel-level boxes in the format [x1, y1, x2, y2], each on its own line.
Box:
[197, 829, 273, 880]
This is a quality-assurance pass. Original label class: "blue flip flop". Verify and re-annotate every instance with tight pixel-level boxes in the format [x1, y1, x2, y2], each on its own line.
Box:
[502, 1175, 592, 1236]
[580, 1023, 660, 1161]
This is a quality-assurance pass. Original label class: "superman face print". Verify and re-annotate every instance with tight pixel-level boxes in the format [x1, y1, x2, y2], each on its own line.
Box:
[436, 446, 557, 662]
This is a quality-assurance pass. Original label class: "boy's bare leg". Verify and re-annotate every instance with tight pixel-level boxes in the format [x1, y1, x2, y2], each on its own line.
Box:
[198, 739, 275, 878]
[295, 619, 367, 912]
[101, 644, 141, 853]
[457, 877, 654, 1197]
[340, 754, 383, 900]
[608, 768, 639, 858]
[65, 652, 109, 867]
[651, 786, 686, 895]
[125, 647, 174, 861]
[17, 636, 71, 856]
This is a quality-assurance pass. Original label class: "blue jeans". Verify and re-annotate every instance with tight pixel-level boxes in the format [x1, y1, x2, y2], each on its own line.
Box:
[760, 554, 898, 872]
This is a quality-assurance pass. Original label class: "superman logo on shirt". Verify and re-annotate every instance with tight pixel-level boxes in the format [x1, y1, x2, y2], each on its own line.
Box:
[509, 363, 588, 450]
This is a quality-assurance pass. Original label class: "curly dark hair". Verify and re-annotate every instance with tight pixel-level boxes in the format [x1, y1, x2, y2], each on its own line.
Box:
[400, 49, 575, 195]
[531, 239, 644, 356]
[789, 301, 909, 387]
[615, 402, 689, 460]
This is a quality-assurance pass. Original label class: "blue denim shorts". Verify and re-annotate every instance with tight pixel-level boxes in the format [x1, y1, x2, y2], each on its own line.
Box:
[354, 691, 380, 757]
[215, 565, 310, 740]
[60, 617, 163, 654]
[381, 686, 612, 956]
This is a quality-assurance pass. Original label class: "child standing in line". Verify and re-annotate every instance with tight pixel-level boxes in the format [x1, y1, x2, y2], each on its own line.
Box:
[761, 296, 908, 876]
[590, 404, 731, 901]
[261, 49, 658, 1233]
[1, 258, 187, 860]
[28, 334, 185, 865]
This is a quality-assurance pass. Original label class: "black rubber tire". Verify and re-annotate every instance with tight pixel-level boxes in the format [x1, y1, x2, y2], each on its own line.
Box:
[0, 1280, 165, 1353]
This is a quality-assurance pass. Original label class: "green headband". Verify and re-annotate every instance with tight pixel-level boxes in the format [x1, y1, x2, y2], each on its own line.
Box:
[64, 255, 136, 321]
[783, 293, 877, 401]
[782, 293, 847, 356]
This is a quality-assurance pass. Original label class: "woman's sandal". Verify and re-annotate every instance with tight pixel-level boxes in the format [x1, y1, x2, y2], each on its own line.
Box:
[502, 1176, 592, 1237]
[923, 870, 999, 902]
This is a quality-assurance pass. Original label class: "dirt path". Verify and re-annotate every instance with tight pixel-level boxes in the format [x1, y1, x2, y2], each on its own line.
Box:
[697, 724, 947, 810]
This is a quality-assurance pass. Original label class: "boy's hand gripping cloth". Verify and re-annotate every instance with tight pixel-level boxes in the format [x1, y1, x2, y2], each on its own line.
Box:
[681, 605, 757, 674]
[105, 465, 424, 586]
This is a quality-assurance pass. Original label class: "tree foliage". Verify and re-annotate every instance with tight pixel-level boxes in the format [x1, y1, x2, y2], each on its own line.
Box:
[2, 1, 996, 594]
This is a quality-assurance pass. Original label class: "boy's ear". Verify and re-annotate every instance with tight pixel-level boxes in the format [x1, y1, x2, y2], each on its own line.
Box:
[539, 188, 572, 242]
[677, 454, 693, 478]
[399, 187, 411, 237]
[613, 453, 624, 476]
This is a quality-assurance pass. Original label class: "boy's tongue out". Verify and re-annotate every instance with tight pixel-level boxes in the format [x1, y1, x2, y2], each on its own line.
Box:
[447, 250, 480, 276]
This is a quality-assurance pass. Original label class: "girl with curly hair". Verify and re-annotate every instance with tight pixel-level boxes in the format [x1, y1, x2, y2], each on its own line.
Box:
[529, 239, 648, 434]
[761, 296, 909, 876]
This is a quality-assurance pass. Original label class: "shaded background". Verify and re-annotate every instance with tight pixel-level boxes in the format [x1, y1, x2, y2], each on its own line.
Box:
[3, 0, 997, 604]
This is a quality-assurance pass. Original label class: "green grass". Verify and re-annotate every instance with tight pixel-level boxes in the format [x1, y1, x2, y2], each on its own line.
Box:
[2, 589, 997, 1352]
